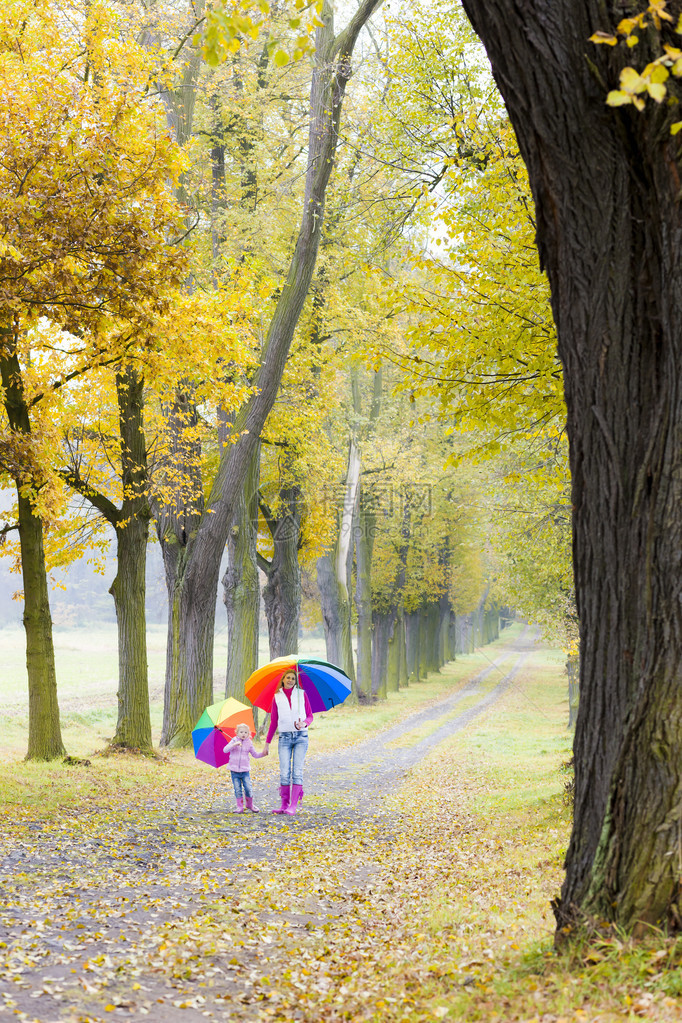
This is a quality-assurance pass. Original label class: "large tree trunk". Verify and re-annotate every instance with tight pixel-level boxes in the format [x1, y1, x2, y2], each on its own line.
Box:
[372, 498, 410, 695]
[261, 484, 302, 659]
[61, 365, 152, 751]
[437, 593, 450, 668]
[157, 2, 379, 744]
[161, 540, 217, 746]
[386, 609, 404, 693]
[426, 603, 441, 673]
[317, 552, 355, 679]
[17, 490, 65, 760]
[223, 451, 260, 701]
[398, 607, 409, 687]
[371, 610, 391, 699]
[405, 611, 421, 683]
[109, 367, 152, 751]
[0, 335, 65, 761]
[157, 385, 206, 747]
[355, 479, 374, 700]
[462, 0, 682, 933]
[317, 436, 360, 680]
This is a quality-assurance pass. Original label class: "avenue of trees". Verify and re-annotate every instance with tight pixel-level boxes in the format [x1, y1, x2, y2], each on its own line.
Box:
[5, 0, 679, 942]
[1, 0, 518, 760]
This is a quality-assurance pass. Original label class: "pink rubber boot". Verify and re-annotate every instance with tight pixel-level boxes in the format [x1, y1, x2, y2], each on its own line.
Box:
[271, 785, 290, 814]
[245, 797, 259, 813]
[234, 798, 245, 813]
[284, 784, 303, 815]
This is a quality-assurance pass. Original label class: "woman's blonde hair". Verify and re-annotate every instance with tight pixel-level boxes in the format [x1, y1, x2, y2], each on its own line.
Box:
[276, 668, 299, 693]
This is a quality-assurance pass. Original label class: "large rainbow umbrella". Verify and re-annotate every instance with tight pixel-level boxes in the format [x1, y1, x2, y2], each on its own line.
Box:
[192, 697, 255, 769]
[244, 656, 352, 714]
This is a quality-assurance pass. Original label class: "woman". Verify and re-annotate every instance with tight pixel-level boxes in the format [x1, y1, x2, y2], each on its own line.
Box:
[264, 669, 313, 815]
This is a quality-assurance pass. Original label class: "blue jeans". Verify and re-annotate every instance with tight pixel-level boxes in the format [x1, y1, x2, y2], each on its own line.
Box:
[278, 731, 309, 786]
[231, 771, 252, 799]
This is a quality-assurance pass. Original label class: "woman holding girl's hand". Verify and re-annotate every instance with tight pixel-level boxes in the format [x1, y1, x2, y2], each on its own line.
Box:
[264, 670, 312, 816]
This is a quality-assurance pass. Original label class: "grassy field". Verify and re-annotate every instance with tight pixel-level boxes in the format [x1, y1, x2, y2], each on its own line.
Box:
[0, 624, 328, 759]
[0, 622, 530, 762]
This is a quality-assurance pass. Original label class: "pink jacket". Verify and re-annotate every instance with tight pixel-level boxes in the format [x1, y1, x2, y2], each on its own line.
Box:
[223, 736, 266, 773]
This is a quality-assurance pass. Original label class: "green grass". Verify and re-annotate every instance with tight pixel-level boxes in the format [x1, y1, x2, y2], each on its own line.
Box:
[0, 623, 525, 761]
[0, 624, 528, 816]
[0, 624, 330, 759]
[306, 625, 525, 754]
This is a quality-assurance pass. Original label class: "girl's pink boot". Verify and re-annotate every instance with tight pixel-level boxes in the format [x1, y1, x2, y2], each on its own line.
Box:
[284, 785, 304, 815]
[234, 798, 245, 813]
[271, 785, 290, 814]
[245, 797, 259, 812]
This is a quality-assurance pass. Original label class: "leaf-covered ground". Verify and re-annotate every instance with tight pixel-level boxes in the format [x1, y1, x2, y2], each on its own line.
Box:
[2, 632, 682, 1022]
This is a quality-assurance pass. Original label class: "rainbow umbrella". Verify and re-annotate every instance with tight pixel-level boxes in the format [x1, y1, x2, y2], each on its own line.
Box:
[192, 697, 255, 769]
[244, 656, 352, 714]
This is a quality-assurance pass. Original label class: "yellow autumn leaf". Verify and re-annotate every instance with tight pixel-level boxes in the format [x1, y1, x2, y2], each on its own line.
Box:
[671, 121, 682, 134]
[589, 31, 617, 45]
[647, 81, 667, 102]
[606, 90, 634, 107]
[649, 0, 673, 28]
[617, 16, 640, 34]
[644, 62, 669, 83]
[619, 66, 648, 93]
[273, 49, 289, 66]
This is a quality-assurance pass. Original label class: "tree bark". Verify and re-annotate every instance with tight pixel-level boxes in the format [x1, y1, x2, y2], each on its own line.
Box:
[461, 0, 682, 933]
[405, 611, 421, 683]
[317, 436, 360, 680]
[223, 450, 260, 701]
[109, 367, 152, 752]
[260, 484, 302, 659]
[355, 479, 374, 701]
[419, 607, 433, 677]
[317, 541, 356, 680]
[0, 332, 65, 760]
[398, 607, 409, 688]
[447, 611, 457, 663]
[437, 593, 450, 668]
[386, 609, 403, 692]
[371, 610, 391, 698]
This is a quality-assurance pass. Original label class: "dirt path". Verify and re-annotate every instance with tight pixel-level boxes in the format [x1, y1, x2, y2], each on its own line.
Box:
[0, 627, 538, 1022]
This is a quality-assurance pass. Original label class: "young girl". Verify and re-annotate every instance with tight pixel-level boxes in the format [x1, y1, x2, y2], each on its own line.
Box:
[223, 723, 268, 813]
[264, 669, 313, 816]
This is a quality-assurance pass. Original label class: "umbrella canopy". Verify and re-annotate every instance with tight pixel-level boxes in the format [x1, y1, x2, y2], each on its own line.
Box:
[192, 697, 256, 769]
[244, 656, 352, 714]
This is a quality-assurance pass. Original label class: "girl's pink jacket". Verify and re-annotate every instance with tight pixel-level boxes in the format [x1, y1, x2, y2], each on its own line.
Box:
[223, 736, 266, 773]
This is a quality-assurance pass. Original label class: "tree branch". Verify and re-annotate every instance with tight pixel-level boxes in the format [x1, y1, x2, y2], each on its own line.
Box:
[58, 468, 120, 526]
[256, 552, 271, 573]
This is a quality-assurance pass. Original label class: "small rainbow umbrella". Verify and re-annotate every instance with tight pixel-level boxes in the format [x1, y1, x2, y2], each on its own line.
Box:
[244, 656, 352, 714]
[192, 697, 255, 769]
